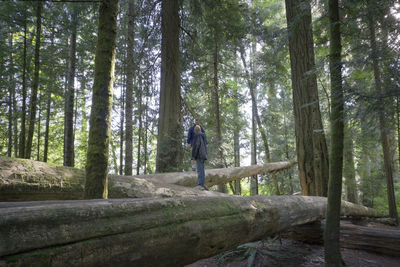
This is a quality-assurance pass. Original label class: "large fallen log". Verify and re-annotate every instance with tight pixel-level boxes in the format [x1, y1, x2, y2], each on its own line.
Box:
[0, 156, 294, 201]
[286, 219, 400, 256]
[0, 196, 381, 266]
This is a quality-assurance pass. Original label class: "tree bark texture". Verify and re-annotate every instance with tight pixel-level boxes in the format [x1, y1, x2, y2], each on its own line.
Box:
[124, 0, 135, 176]
[367, 5, 398, 224]
[156, 0, 182, 173]
[0, 196, 381, 266]
[25, 1, 42, 159]
[284, 0, 329, 197]
[324, 0, 344, 265]
[64, 7, 78, 167]
[84, 0, 119, 199]
[0, 156, 295, 201]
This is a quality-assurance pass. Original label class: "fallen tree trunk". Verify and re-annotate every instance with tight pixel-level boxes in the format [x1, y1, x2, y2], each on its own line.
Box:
[0, 156, 294, 201]
[135, 161, 296, 187]
[286, 219, 400, 256]
[0, 196, 381, 266]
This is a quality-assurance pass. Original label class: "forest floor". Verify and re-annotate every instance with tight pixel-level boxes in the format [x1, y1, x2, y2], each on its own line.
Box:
[187, 220, 400, 267]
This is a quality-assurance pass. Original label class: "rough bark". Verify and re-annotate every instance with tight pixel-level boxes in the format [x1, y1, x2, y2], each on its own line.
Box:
[84, 0, 119, 199]
[156, 0, 182, 173]
[124, 0, 135, 176]
[0, 196, 381, 266]
[25, 1, 42, 159]
[284, 0, 329, 196]
[64, 7, 78, 167]
[324, 0, 344, 265]
[367, 6, 398, 223]
[0, 156, 295, 201]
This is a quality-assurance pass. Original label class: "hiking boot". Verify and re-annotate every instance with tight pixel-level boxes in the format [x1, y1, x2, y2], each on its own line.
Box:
[202, 185, 209, 191]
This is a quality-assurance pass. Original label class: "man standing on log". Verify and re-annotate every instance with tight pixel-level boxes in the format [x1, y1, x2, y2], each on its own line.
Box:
[187, 118, 205, 171]
[192, 125, 208, 190]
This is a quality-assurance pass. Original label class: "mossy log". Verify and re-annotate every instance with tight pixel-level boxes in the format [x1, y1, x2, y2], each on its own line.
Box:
[286, 219, 400, 256]
[0, 196, 381, 266]
[0, 156, 294, 201]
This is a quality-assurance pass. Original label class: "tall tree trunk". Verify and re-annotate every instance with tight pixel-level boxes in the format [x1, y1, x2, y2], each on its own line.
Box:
[7, 33, 13, 157]
[19, 12, 28, 159]
[119, 79, 125, 175]
[124, 0, 135, 176]
[250, 103, 258, 196]
[324, 0, 344, 265]
[284, 0, 329, 196]
[136, 78, 143, 175]
[25, 1, 42, 159]
[84, 0, 119, 199]
[9, 32, 19, 158]
[36, 98, 41, 161]
[64, 7, 78, 167]
[359, 119, 373, 206]
[212, 42, 226, 193]
[233, 77, 241, 195]
[43, 27, 55, 163]
[367, 6, 398, 223]
[282, 89, 294, 194]
[155, 0, 182, 173]
[343, 127, 357, 203]
[43, 91, 51, 163]
[143, 95, 149, 174]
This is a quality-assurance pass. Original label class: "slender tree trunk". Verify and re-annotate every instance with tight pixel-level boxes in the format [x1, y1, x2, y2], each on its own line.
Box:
[359, 119, 372, 206]
[324, 0, 344, 265]
[284, 0, 329, 196]
[136, 78, 143, 175]
[212, 42, 226, 193]
[124, 0, 135, 176]
[64, 7, 78, 167]
[343, 127, 357, 203]
[367, 7, 398, 223]
[119, 80, 125, 175]
[43, 91, 51, 162]
[250, 103, 258, 196]
[43, 27, 55, 163]
[36, 99, 41, 161]
[239, 47, 271, 162]
[19, 12, 28, 159]
[233, 78, 241, 195]
[143, 95, 149, 174]
[282, 89, 294, 194]
[7, 34, 13, 157]
[25, 1, 42, 159]
[156, 0, 182, 173]
[9, 32, 18, 158]
[84, 0, 119, 199]
[398, 97, 400, 171]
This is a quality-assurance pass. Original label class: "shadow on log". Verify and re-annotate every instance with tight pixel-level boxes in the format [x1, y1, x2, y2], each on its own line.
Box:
[0, 196, 381, 266]
[286, 219, 400, 256]
[0, 156, 295, 201]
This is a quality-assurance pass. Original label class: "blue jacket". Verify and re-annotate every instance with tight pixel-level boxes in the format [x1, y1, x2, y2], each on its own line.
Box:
[187, 124, 205, 145]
